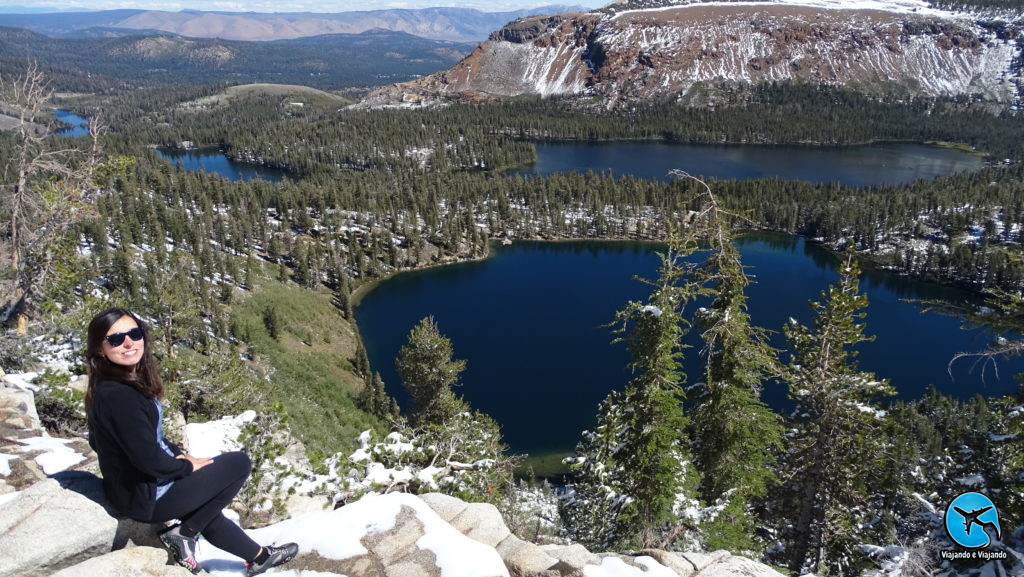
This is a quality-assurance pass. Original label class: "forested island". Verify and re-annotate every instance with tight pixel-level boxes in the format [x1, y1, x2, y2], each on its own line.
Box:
[2, 1, 1024, 575]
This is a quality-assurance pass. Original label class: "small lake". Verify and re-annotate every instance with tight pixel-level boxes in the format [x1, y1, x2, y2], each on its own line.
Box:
[53, 109, 89, 138]
[356, 236, 1023, 458]
[154, 148, 287, 183]
[152, 140, 983, 188]
[50, 109, 285, 182]
[513, 141, 985, 185]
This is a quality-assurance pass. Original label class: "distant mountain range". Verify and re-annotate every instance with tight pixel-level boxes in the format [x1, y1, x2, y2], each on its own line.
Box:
[0, 4, 67, 13]
[0, 6, 589, 43]
[0, 26, 477, 91]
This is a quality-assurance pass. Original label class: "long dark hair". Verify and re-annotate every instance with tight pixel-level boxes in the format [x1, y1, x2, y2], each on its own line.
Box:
[85, 307, 163, 415]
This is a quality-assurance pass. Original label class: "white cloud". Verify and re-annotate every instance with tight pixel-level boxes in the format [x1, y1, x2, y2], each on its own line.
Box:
[209, 1, 246, 10]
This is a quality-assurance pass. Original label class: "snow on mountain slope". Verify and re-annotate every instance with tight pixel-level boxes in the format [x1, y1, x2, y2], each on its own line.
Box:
[609, 0, 955, 19]
[364, 0, 1023, 108]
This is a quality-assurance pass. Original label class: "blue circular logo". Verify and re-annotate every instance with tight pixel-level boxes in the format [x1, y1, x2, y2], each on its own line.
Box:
[945, 492, 1001, 549]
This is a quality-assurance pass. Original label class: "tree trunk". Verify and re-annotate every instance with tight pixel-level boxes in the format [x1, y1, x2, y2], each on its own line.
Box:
[789, 440, 825, 573]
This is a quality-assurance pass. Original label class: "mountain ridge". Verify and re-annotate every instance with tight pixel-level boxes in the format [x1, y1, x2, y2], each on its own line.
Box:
[363, 0, 1024, 108]
[0, 5, 588, 43]
[0, 26, 476, 91]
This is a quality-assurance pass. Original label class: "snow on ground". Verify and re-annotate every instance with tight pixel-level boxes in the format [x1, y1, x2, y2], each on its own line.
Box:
[584, 556, 677, 577]
[4, 372, 40, 392]
[957, 474, 986, 487]
[17, 436, 85, 475]
[0, 491, 19, 508]
[184, 410, 257, 458]
[612, 0, 962, 20]
[362, 461, 414, 486]
[912, 492, 938, 514]
[30, 336, 80, 374]
[195, 492, 510, 577]
[0, 452, 16, 476]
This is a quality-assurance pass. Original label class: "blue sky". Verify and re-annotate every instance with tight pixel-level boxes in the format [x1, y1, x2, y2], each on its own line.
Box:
[5, 0, 608, 12]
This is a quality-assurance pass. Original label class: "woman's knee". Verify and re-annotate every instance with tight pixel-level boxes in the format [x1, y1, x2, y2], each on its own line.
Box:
[214, 450, 252, 477]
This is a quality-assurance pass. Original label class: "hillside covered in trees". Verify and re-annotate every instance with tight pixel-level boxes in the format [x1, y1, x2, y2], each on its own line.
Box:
[0, 26, 474, 93]
[62, 80, 1024, 292]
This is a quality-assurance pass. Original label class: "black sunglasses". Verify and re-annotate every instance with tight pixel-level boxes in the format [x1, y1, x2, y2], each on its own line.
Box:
[104, 327, 145, 347]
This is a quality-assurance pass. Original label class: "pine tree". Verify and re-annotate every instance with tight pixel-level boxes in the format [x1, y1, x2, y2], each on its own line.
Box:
[148, 253, 204, 355]
[560, 390, 628, 548]
[111, 244, 139, 303]
[336, 272, 353, 319]
[244, 252, 258, 290]
[373, 317, 517, 502]
[564, 226, 699, 550]
[395, 316, 468, 426]
[358, 371, 397, 421]
[777, 254, 895, 575]
[686, 188, 783, 554]
[353, 340, 370, 379]
[292, 239, 312, 288]
[262, 304, 281, 341]
[613, 273, 697, 549]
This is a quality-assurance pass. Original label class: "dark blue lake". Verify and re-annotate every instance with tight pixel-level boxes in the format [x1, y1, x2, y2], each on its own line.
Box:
[514, 141, 985, 185]
[154, 148, 287, 183]
[53, 109, 89, 138]
[356, 236, 1022, 458]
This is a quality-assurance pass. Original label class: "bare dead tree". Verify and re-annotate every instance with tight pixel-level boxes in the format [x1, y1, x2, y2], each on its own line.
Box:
[1, 61, 102, 329]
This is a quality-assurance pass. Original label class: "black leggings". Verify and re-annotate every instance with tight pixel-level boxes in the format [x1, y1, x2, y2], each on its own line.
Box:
[149, 451, 261, 561]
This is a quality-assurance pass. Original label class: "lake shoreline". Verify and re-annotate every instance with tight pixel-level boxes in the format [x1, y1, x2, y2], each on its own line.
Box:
[352, 229, 992, 311]
[513, 139, 987, 185]
[514, 135, 986, 153]
[350, 243, 494, 309]
[355, 234, 1021, 460]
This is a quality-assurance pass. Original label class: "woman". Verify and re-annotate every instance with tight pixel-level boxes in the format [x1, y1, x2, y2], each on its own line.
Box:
[86, 307, 298, 575]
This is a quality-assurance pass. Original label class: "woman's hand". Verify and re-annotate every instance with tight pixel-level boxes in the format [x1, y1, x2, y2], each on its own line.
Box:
[177, 454, 214, 472]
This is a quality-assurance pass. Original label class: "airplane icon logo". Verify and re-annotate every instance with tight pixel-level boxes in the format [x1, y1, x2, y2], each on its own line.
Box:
[945, 492, 1001, 549]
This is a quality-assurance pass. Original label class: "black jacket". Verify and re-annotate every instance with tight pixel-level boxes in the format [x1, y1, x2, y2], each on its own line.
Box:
[87, 380, 193, 521]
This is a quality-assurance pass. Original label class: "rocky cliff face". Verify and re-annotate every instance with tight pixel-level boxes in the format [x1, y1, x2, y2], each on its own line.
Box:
[364, 1, 1023, 108]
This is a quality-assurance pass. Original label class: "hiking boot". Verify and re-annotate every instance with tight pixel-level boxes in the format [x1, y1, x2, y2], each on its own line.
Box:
[246, 543, 299, 576]
[159, 525, 200, 574]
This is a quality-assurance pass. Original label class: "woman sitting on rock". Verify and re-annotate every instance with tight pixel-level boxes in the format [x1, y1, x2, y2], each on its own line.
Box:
[85, 307, 298, 575]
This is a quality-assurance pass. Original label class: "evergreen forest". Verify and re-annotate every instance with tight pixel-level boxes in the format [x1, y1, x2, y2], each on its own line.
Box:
[0, 26, 474, 93]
